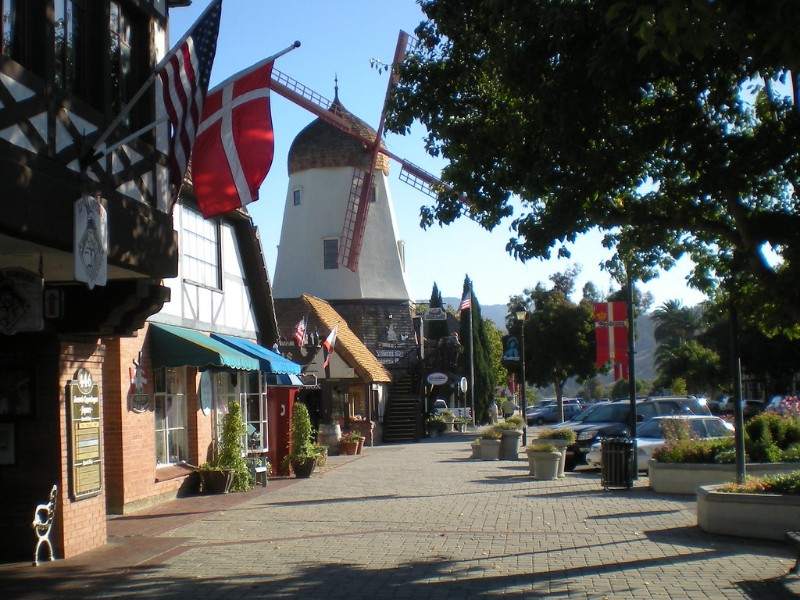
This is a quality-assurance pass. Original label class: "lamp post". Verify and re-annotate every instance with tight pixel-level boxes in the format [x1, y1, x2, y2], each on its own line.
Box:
[515, 304, 528, 446]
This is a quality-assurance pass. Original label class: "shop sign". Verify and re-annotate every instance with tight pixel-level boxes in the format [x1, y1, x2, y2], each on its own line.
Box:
[69, 368, 102, 499]
[426, 372, 449, 385]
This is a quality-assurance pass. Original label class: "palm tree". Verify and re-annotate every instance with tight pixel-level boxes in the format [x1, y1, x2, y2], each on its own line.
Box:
[652, 300, 698, 347]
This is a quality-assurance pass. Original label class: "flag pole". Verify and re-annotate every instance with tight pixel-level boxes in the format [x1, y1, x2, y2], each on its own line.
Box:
[206, 41, 300, 95]
[468, 286, 475, 426]
[86, 0, 222, 163]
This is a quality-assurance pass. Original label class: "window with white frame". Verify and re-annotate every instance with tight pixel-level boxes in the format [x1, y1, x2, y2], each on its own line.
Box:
[182, 205, 221, 289]
[154, 367, 187, 466]
[213, 371, 268, 453]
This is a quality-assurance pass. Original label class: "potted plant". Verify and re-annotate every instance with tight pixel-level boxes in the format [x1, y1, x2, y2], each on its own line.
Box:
[314, 444, 329, 467]
[470, 437, 481, 459]
[537, 429, 577, 477]
[526, 443, 562, 480]
[426, 415, 447, 438]
[196, 401, 254, 493]
[440, 409, 456, 431]
[480, 426, 503, 460]
[698, 470, 800, 540]
[340, 431, 362, 455]
[497, 421, 523, 460]
[286, 402, 318, 478]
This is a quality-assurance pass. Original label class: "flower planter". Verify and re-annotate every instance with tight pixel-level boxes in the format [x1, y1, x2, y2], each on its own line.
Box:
[697, 484, 800, 540]
[291, 457, 317, 478]
[649, 460, 797, 495]
[470, 441, 481, 459]
[527, 449, 561, 480]
[340, 440, 359, 455]
[480, 438, 501, 460]
[199, 469, 233, 494]
[499, 429, 523, 460]
[545, 439, 570, 478]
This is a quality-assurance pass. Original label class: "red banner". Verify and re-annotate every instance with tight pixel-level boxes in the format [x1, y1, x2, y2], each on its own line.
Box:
[594, 302, 629, 374]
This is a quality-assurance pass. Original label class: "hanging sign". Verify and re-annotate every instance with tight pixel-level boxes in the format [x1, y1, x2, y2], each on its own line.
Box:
[594, 302, 629, 376]
[0, 268, 44, 334]
[426, 372, 449, 385]
[74, 195, 108, 289]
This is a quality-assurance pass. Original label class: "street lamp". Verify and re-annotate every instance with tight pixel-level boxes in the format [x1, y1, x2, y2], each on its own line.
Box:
[515, 304, 528, 446]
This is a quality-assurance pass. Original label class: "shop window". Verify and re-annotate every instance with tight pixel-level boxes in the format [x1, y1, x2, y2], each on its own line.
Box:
[213, 371, 268, 454]
[323, 238, 338, 270]
[182, 205, 222, 289]
[54, 0, 80, 91]
[154, 367, 187, 466]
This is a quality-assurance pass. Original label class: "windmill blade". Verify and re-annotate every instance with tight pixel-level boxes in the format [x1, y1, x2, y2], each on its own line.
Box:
[336, 30, 410, 271]
[268, 31, 467, 270]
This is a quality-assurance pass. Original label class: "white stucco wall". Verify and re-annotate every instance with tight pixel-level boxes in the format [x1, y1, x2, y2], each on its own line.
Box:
[156, 203, 257, 336]
[272, 166, 413, 301]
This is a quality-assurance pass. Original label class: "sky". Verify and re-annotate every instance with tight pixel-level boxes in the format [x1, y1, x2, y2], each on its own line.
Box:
[168, 0, 709, 311]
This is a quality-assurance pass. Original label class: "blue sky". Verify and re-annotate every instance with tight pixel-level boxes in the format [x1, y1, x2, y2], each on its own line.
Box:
[169, 0, 708, 310]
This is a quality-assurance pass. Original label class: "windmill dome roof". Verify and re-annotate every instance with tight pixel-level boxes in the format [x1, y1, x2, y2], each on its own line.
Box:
[288, 96, 390, 176]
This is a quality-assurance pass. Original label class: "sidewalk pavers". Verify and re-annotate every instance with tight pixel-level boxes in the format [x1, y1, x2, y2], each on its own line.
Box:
[2, 433, 799, 598]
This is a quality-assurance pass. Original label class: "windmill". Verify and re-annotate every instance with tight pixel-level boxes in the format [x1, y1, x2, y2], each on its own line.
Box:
[267, 30, 449, 273]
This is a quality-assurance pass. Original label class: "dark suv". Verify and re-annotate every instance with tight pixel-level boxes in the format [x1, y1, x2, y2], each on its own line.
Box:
[558, 396, 711, 470]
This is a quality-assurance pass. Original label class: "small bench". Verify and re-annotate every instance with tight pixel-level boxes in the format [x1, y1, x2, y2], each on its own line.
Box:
[786, 530, 800, 575]
[245, 456, 270, 487]
[32, 485, 58, 566]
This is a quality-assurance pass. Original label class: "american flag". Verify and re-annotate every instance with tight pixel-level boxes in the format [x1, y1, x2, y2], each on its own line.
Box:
[458, 289, 472, 314]
[158, 0, 222, 206]
[292, 316, 307, 346]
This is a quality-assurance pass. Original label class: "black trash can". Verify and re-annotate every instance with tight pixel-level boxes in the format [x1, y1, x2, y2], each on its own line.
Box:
[600, 436, 635, 490]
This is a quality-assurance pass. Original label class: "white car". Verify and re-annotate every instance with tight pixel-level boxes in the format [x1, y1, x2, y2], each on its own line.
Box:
[586, 415, 734, 472]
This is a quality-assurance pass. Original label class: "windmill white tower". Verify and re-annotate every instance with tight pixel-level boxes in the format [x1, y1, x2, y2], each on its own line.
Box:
[272, 85, 413, 304]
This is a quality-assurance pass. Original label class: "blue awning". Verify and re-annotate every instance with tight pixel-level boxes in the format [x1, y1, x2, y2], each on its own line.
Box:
[266, 373, 304, 387]
[149, 324, 259, 371]
[210, 333, 301, 374]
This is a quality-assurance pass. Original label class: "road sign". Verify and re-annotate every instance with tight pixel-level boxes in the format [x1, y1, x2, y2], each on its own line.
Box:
[424, 307, 447, 321]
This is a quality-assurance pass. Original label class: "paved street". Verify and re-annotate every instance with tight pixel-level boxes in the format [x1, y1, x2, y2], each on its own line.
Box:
[3, 431, 799, 599]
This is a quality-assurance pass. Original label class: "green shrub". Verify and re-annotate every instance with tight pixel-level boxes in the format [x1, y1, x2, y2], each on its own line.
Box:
[714, 449, 737, 464]
[527, 443, 557, 452]
[718, 470, 800, 495]
[661, 418, 691, 441]
[497, 421, 520, 431]
[216, 401, 254, 492]
[537, 428, 577, 444]
[782, 443, 800, 462]
[427, 416, 447, 433]
[505, 415, 525, 429]
[652, 437, 734, 463]
[481, 426, 502, 439]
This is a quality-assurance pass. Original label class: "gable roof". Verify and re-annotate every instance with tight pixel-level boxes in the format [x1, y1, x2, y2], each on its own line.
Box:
[275, 294, 392, 384]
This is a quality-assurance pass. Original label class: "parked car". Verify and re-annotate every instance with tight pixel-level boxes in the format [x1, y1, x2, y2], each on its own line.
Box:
[558, 396, 712, 470]
[526, 402, 584, 425]
[718, 395, 766, 418]
[585, 415, 734, 472]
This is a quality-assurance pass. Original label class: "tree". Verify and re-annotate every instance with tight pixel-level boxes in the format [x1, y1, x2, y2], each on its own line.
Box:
[652, 300, 699, 348]
[457, 276, 497, 423]
[484, 317, 508, 399]
[509, 271, 597, 422]
[427, 282, 450, 341]
[387, 1, 800, 330]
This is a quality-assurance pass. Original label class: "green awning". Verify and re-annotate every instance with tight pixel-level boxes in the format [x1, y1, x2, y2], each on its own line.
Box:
[149, 323, 259, 371]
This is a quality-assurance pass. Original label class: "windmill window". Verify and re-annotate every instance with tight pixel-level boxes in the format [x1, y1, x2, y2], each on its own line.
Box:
[293, 188, 301, 206]
[323, 239, 338, 270]
[370, 185, 376, 203]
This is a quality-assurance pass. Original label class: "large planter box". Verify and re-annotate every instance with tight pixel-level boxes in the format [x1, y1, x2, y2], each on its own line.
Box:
[648, 460, 797, 495]
[697, 484, 800, 540]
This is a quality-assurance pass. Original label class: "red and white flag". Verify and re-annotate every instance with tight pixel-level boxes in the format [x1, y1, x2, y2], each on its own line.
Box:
[192, 59, 275, 217]
[157, 0, 222, 207]
[457, 289, 471, 314]
[594, 302, 628, 371]
[322, 324, 339, 369]
[292, 316, 307, 346]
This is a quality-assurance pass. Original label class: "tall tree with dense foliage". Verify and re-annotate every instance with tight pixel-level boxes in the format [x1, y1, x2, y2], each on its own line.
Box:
[387, 0, 800, 331]
[457, 276, 496, 422]
[507, 270, 597, 421]
[426, 282, 450, 341]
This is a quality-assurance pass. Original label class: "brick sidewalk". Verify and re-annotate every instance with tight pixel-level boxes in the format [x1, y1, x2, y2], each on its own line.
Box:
[2, 433, 799, 598]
